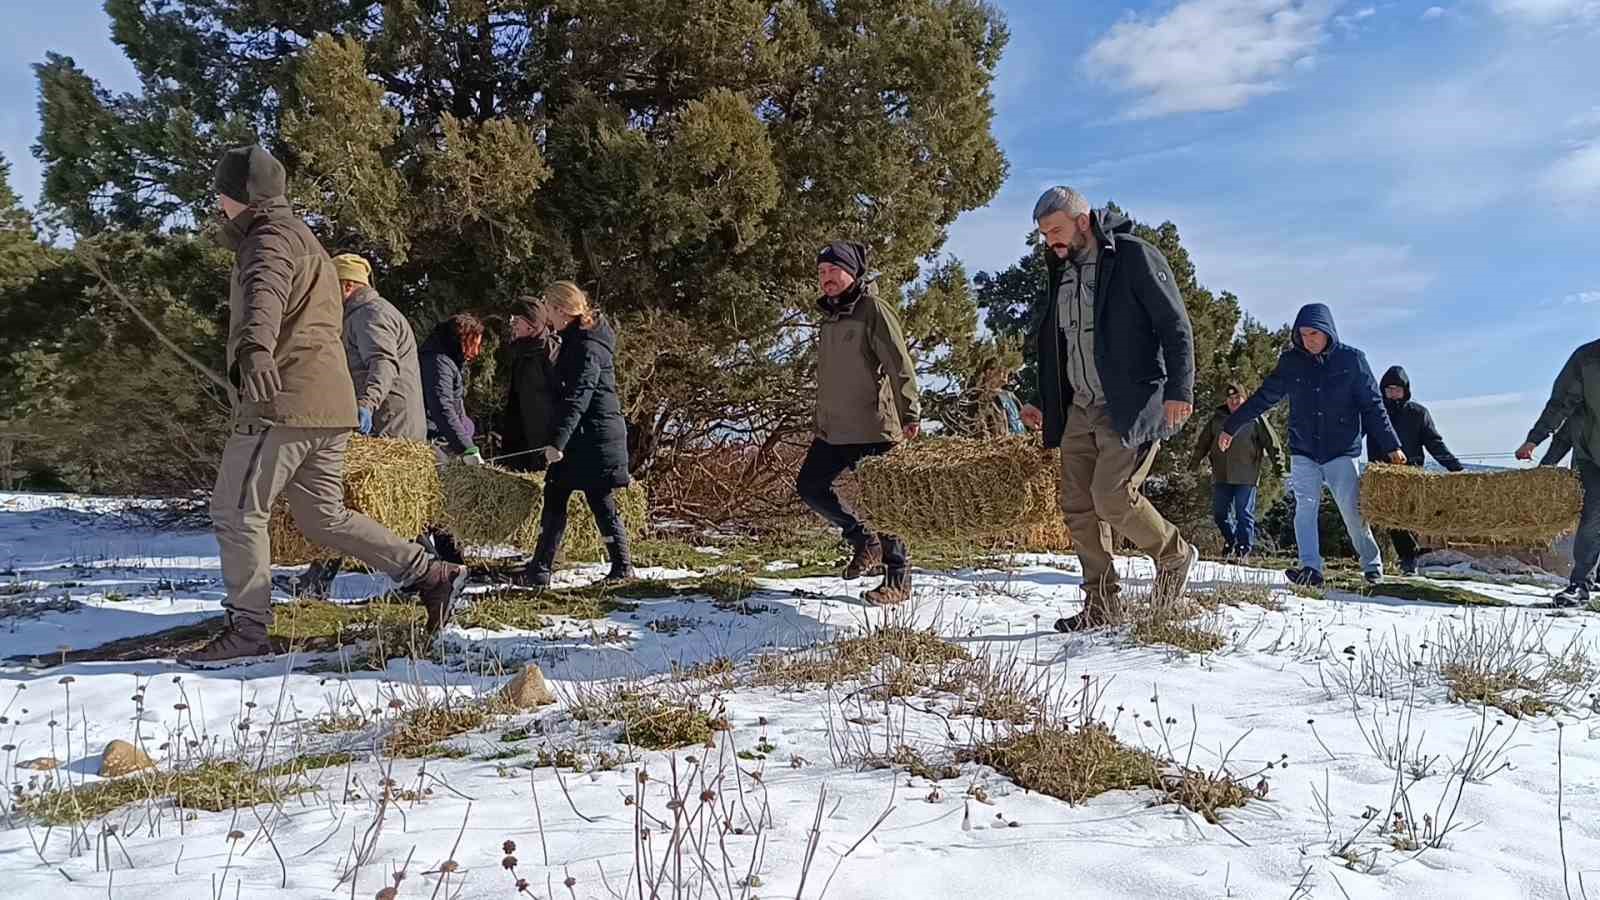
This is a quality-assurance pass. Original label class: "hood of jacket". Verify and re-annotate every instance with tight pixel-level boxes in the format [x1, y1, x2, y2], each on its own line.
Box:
[1292, 303, 1341, 354]
[560, 315, 617, 355]
[421, 320, 466, 368]
[1380, 365, 1411, 403]
[343, 285, 382, 313]
[1044, 208, 1134, 277]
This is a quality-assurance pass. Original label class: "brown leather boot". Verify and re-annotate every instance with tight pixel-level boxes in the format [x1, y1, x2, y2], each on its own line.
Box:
[179, 615, 273, 668]
[411, 561, 469, 633]
[863, 534, 910, 605]
[1054, 589, 1125, 633]
[844, 534, 884, 580]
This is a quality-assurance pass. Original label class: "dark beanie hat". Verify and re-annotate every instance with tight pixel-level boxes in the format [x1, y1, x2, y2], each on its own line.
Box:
[214, 145, 286, 205]
[817, 240, 868, 278]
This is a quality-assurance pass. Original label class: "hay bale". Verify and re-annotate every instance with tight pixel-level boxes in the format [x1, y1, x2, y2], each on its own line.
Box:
[857, 436, 1070, 551]
[1359, 463, 1583, 548]
[437, 464, 649, 561]
[269, 437, 441, 566]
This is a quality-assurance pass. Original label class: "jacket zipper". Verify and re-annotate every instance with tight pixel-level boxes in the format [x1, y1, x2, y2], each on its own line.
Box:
[1070, 261, 1096, 405]
[237, 427, 273, 510]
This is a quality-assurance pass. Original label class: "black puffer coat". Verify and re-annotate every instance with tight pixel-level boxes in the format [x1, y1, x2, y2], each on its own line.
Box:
[1365, 366, 1463, 471]
[419, 322, 476, 455]
[501, 334, 560, 473]
[548, 316, 631, 491]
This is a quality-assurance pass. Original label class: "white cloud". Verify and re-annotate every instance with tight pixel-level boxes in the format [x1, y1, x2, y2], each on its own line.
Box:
[1083, 0, 1340, 117]
[1422, 5, 1447, 19]
[1563, 289, 1600, 304]
[1490, 0, 1600, 24]
[1540, 141, 1600, 201]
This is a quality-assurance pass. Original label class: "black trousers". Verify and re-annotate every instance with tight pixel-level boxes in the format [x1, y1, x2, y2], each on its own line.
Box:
[795, 438, 892, 545]
[535, 479, 626, 563]
[1389, 529, 1422, 565]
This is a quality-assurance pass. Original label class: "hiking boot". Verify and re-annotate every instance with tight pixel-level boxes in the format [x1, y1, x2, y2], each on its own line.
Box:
[1553, 584, 1590, 609]
[1364, 570, 1383, 588]
[864, 570, 911, 606]
[1153, 544, 1201, 607]
[1286, 567, 1325, 588]
[863, 534, 910, 605]
[411, 561, 469, 633]
[843, 534, 884, 580]
[179, 617, 272, 669]
[511, 564, 553, 590]
[1399, 559, 1418, 577]
[1054, 600, 1119, 633]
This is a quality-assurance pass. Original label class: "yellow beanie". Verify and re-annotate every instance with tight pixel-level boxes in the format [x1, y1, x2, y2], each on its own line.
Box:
[332, 253, 372, 286]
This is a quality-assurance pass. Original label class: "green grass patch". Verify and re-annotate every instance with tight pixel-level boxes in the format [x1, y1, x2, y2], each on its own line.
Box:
[386, 703, 498, 758]
[571, 687, 730, 750]
[1131, 618, 1226, 654]
[967, 724, 1161, 805]
[1323, 574, 1507, 608]
[1443, 664, 1551, 719]
[755, 626, 971, 689]
[452, 586, 644, 630]
[19, 760, 318, 826]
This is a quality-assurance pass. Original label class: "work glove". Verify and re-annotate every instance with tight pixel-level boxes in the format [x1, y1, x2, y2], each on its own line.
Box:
[238, 351, 282, 405]
[541, 446, 565, 466]
[357, 407, 374, 436]
[462, 447, 485, 466]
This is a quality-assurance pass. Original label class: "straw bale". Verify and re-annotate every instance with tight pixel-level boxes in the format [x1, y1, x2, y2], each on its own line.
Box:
[268, 437, 441, 565]
[437, 464, 649, 560]
[857, 436, 1069, 550]
[1359, 463, 1582, 548]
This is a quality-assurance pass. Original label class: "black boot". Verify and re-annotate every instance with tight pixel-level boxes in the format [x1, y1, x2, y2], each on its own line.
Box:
[863, 534, 911, 606]
[603, 533, 636, 583]
[512, 529, 561, 590]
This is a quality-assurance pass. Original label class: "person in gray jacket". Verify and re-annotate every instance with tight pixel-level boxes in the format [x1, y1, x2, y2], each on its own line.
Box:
[276, 253, 428, 599]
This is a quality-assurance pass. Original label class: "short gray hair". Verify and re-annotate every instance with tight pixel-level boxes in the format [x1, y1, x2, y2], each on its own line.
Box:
[1032, 186, 1090, 223]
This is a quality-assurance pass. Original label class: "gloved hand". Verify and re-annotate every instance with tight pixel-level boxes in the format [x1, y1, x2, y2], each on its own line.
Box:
[238, 351, 282, 404]
[542, 446, 565, 466]
[357, 407, 374, 436]
[462, 447, 485, 466]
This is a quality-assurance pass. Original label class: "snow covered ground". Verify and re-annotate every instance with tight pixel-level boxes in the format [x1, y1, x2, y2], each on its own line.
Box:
[1, 491, 1597, 899]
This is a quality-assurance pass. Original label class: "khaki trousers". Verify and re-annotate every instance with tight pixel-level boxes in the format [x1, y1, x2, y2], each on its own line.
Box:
[211, 424, 429, 630]
[1059, 405, 1189, 607]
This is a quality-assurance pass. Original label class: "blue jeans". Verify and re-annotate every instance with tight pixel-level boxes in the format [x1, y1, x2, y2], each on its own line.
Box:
[1211, 483, 1257, 554]
[1289, 454, 1381, 575]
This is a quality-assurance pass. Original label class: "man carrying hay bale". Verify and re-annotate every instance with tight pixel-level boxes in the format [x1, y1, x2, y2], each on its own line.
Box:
[183, 145, 467, 667]
[1019, 187, 1199, 632]
[1188, 382, 1283, 560]
[796, 240, 922, 606]
[274, 252, 428, 600]
[1519, 343, 1600, 606]
[1366, 365, 1464, 575]
[1221, 303, 1404, 589]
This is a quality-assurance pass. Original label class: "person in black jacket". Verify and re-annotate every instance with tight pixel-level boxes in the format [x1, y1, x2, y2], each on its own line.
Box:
[420, 313, 486, 466]
[513, 282, 634, 587]
[1017, 186, 1199, 632]
[500, 299, 560, 473]
[1365, 366, 1464, 575]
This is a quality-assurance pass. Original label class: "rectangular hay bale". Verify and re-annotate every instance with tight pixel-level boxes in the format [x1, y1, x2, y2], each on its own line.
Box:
[437, 464, 649, 561]
[856, 436, 1070, 551]
[268, 437, 442, 566]
[1359, 463, 1582, 548]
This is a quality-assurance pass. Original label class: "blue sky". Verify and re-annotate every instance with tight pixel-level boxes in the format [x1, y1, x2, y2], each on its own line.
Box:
[5, 0, 1599, 459]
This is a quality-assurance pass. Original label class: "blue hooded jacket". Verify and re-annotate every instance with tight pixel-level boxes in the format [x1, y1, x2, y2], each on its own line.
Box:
[1222, 303, 1400, 465]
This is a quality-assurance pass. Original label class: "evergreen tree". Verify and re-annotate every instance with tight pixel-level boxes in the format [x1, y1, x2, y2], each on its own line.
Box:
[23, 0, 1011, 484]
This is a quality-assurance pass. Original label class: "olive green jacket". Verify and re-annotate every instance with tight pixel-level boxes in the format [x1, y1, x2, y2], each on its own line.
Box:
[814, 282, 920, 445]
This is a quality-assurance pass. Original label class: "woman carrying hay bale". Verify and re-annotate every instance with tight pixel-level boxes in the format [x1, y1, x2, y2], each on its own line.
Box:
[421, 313, 488, 467]
[511, 282, 635, 587]
[499, 299, 561, 474]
